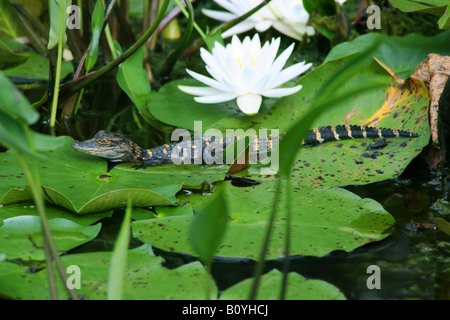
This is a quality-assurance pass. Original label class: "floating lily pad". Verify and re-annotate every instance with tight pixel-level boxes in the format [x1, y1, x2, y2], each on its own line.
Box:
[324, 31, 450, 79]
[220, 269, 346, 300]
[0, 204, 104, 260]
[0, 203, 112, 226]
[0, 137, 227, 213]
[0, 244, 217, 300]
[132, 180, 395, 259]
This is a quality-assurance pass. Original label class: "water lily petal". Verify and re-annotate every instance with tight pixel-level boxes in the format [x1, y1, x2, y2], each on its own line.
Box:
[222, 21, 255, 38]
[236, 93, 262, 115]
[213, 0, 241, 14]
[240, 66, 259, 92]
[269, 42, 295, 77]
[269, 62, 312, 88]
[261, 85, 302, 98]
[202, 9, 237, 21]
[255, 20, 273, 32]
[178, 85, 224, 96]
[186, 69, 228, 91]
[194, 92, 238, 104]
[182, 32, 310, 116]
[272, 22, 304, 41]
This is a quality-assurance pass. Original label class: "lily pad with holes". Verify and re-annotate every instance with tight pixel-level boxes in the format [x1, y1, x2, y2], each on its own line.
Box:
[0, 244, 218, 300]
[220, 269, 346, 300]
[132, 180, 395, 259]
[0, 136, 227, 213]
[0, 204, 105, 260]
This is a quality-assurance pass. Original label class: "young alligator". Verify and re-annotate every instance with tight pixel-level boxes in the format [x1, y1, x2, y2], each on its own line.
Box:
[71, 125, 418, 167]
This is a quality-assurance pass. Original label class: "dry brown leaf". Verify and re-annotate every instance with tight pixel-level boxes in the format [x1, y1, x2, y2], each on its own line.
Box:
[411, 54, 450, 144]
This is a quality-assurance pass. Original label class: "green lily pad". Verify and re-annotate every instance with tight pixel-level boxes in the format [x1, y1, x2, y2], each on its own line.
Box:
[0, 136, 227, 213]
[324, 31, 450, 79]
[388, 0, 448, 15]
[132, 180, 395, 259]
[0, 203, 112, 226]
[0, 205, 103, 260]
[1, 39, 73, 80]
[0, 244, 217, 300]
[220, 269, 346, 300]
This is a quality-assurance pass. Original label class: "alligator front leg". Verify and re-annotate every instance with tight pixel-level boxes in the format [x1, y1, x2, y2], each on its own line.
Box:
[133, 158, 170, 169]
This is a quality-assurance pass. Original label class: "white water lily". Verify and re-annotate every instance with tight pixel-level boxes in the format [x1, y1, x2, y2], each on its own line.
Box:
[202, 0, 315, 41]
[178, 34, 312, 115]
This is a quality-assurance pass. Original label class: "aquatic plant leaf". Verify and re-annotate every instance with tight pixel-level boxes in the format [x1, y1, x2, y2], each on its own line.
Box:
[0, 71, 38, 124]
[47, 0, 69, 50]
[325, 31, 450, 79]
[438, 4, 450, 29]
[0, 40, 28, 70]
[117, 46, 154, 124]
[388, 0, 448, 15]
[0, 203, 112, 226]
[0, 244, 217, 300]
[220, 269, 346, 300]
[132, 180, 395, 259]
[0, 137, 227, 213]
[2, 39, 73, 80]
[85, 0, 104, 72]
[189, 189, 228, 264]
[0, 205, 103, 260]
[435, 217, 450, 236]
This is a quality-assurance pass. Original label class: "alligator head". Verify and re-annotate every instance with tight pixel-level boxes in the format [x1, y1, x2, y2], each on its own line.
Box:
[72, 130, 148, 163]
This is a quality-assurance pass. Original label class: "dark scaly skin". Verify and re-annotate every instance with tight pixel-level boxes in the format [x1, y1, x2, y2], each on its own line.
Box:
[71, 126, 418, 168]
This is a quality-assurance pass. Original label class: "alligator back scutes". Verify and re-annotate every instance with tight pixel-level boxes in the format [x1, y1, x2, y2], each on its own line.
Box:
[303, 125, 418, 146]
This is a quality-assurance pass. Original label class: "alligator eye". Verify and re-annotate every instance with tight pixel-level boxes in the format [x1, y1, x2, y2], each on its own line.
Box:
[97, 138, 110, 144]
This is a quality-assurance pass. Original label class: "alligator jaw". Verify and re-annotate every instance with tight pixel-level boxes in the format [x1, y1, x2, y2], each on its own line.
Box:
[71, 139, 131, 162]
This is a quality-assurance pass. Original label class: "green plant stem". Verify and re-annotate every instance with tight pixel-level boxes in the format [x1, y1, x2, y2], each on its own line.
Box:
[15, 152, 79, 300]
[104, 25, 118, 59]
[49, 0, 66, 128]
[102, 0, 117, 59]
[107, 197, 132, 300]
[77, 0, 83, 37]
[205, 260, 212, 300]
[173, 0, 206, 41]
[159, 0, 194, 78]
[280, 179, 292, 300]
[59, 0, 170, 103]
[248, 177, 282, 300]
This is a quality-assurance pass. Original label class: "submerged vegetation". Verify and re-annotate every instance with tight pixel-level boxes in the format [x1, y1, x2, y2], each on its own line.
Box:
[0, 0, 449, 300]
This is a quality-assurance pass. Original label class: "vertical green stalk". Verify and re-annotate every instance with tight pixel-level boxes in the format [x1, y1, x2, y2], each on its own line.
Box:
[280, 178, 292, 300]
[50, 0, 66, 128]
[173, 0, 207, 42]
[15, 153, 78, 300]
[205, 260, 212, 300]
[107, 198, 133, 300]
[77, 0, 83, 37]
[248, 178, 282, 300]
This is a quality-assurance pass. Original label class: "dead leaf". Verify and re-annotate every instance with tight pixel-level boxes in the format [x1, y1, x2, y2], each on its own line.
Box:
[411, 54, 450, 143]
